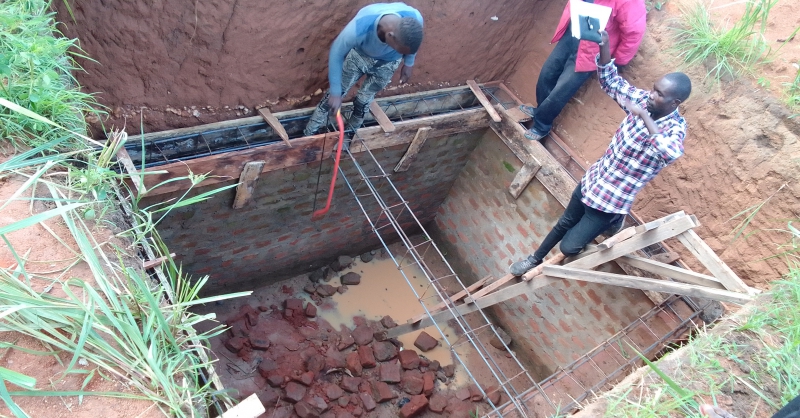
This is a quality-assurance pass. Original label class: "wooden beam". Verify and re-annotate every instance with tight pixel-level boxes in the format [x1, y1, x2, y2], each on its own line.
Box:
[542, 265, 752, 305]
[394, 127, 432, 172]
[369, 101, 396, 133]
[635, 211, 686, 234]
[618, 255, 725, 289]
[565, 215, 697, 270]
[597, 226, 636, 250]
[651, 251, 681, 264]
[221, 393, 266, 418]
[467, 80, 502, 123]
[522, 253, 567, 281]
[408, 275, 493, 324]
[116, 147, 146, 194]
[142, 108, 489, 196]
[490, 105, 577, 208]
[464, 275, 517, 303]
[232, 161, 266, 209]
[258, 107, 291, 147]
[387, 276, 559, 338]
[142, 253, 176, 270]
[676, 229, 753, 294]
[508, 161, 541, 199]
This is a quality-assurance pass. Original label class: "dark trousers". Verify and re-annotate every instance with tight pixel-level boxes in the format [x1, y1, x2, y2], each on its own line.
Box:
[533, 185, 622, 260]
[532, 34, 593, 134]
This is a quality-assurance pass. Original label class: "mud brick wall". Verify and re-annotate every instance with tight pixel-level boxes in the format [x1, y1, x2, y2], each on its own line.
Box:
[149, 130, 483, 295]
[430, 131, 657, 381]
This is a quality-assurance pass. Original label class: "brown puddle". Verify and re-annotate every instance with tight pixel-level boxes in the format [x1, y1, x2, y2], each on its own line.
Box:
[316, 256, 470, 386]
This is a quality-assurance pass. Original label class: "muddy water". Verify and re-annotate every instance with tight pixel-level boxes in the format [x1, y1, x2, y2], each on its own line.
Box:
[318, 256, 470, 386]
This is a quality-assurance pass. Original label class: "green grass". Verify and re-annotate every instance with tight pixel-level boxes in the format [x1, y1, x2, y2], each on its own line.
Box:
[786, 68, 800, 116]
[673, 0, 778, 82]
[0, 0, 102, 149]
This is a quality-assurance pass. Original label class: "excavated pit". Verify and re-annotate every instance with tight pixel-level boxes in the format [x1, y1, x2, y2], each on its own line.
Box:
[139, 87, 700, 417]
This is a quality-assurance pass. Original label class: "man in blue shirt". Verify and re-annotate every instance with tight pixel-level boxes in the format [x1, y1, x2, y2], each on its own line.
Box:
[303, 3, 424, 137]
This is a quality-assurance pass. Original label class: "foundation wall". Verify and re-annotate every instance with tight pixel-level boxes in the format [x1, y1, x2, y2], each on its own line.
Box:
[430, 131, 657, 380]
[150, 130, 483, 294]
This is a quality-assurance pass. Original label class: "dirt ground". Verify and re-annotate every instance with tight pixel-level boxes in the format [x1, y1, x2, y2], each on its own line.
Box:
[55, 0, 546, 135]
[505, 0, 800, 291]
[0, 163, 164, 417]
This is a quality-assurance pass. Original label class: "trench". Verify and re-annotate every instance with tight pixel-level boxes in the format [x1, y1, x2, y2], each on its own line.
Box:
[138, 86, 703, 418]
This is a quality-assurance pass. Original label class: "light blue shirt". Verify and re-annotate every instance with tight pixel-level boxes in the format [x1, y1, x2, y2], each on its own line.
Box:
[328, 2, 423, 95]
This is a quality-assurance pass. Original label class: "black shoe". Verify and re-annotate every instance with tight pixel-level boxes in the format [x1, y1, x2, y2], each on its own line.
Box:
[510, 255, 542, 276]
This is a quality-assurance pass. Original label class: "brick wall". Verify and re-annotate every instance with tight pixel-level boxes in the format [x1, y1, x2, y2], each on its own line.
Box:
[430, 131, 658, 380]
[147, 130, 483, 295]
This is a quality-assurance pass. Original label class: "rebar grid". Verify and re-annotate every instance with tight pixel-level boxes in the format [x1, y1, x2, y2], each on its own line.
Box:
[332, 117, 544, 417]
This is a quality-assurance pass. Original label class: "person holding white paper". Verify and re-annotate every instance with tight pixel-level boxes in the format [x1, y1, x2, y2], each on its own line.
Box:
[520, 0, 646, 141]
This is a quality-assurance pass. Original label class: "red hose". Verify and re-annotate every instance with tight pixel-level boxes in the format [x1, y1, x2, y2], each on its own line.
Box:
[312, 109, 346, 220]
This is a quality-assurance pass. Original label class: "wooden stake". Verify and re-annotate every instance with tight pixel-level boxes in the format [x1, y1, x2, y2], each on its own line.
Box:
[369, 101, 396, 133]
[116, 147, 146, 195]
[542, 265, 752, 305]
[142, 253, 175, 270]
[597, 226, 637, 250]
[508, 161, 541, 199]
[394, 127, 432, 172]
[232, 161, 266, 209]
[467, 80, 502, 122]
[258, 107, 291, 147]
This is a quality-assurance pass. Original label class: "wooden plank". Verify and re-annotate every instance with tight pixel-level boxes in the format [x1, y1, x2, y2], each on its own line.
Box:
[221, 393, 266, 418]
[388, 276, 559, 338]
[490, 105, 577, 208]
[505, 104, 533, 123]
[394, 127, 432, 172]
[350, 107, 489, 153]
[232, 161, 266, 209]
[542, 265, 752, 305]
[508, 161, 541, 199]
[618, 255, 725, 289]
[634, 211, 686, 234]
[676, 229, 753, 294]
[142, 253, 175, 270]
[116, 147, 146, 194]
[565, 215, 697, 270]
[369, 101, 396, 133]
[142, 108, 489, 197]
[467, 80, 502, 123]
[597, 226, 637, 250]
[522, 252, 567, 281]
[465, 275, 517, 303]
[136, 85, 475, 142]
[258, 107, 291, 147]
[651, 251, 681, 264]
[408, 275, 493, 324]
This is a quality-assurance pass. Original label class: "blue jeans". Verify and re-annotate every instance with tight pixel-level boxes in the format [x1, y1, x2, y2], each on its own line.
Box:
[532, 185, 622, 260]
[532, 34, 593, 134]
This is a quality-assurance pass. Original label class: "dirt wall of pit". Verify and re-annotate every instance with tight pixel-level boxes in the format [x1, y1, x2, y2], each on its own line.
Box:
[145, 130, 482, 295]
[56, 0, 547, 135]
[504, 3, 800, 289]
[429, 131, 664, 380]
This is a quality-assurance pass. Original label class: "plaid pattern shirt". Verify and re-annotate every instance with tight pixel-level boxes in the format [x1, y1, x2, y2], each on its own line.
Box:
[581, 57, 686, 214]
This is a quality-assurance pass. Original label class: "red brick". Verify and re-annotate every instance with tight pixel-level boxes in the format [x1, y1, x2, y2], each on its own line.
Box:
[195, 248, 211, 256]
[545, 322, 558, 334]
[232, 245, 250, 255]
[587, 289, 602, 305]
[589, 307, 603, 321]
[546, 293, 559, 305]
[530, 304, 542, 317]
[572, 290, 587, 304]
[527, 318, 541, 333]
[516, 224, 529, 238]
[558, 319, 573, 333]
[603, 304, 621, 323]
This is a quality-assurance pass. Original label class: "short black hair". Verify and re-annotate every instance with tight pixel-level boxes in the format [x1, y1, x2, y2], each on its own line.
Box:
[397, 17, 423, 53]
[664, 72, 692, 102]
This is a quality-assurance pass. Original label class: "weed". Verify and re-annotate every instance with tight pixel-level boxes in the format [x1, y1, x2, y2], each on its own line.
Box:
[785, 67, 800, 115]
[0, 0, 103, 149]
[502, 160, 515, 173]
[673, 0, 778, 82]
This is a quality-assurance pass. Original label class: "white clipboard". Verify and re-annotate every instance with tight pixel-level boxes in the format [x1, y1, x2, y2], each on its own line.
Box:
[570, 0, 612, 39]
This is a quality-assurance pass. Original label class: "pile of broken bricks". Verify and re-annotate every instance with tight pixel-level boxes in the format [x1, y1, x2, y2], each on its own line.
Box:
[219, 266, 507, 417]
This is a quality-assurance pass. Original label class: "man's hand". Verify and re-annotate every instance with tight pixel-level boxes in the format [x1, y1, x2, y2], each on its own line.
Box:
[598, 30, 612, 66]
[621, 98, 645, 117]
[399, 65, 413, 84]
[328, 95, 343, 116]
[599, 30, 609, 46]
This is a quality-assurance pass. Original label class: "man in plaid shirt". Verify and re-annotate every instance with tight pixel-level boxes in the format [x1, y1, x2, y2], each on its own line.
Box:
[510, 30, 692, 276]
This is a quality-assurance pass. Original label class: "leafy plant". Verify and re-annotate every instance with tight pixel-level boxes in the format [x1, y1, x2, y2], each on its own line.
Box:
[673, 0, 778, 82]
[0, 0, 103, 149]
